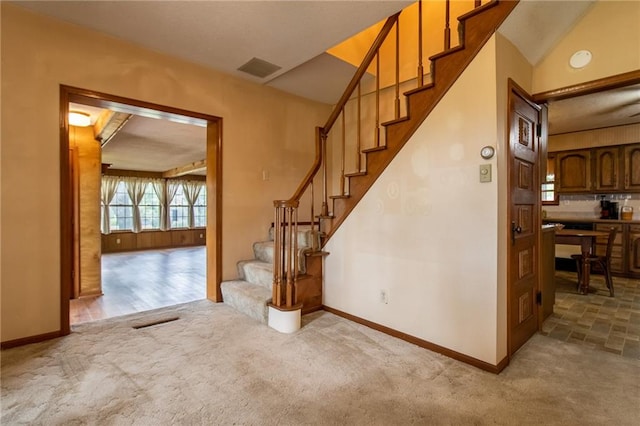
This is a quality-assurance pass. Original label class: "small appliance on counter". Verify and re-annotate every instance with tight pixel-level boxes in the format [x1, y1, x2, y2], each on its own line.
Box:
[621, 206, 634, 220]
[600, 199, 619, 219]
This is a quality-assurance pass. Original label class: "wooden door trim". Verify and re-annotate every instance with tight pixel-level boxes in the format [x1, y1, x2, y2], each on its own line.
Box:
[506, 79, 542, 359]
[59, 85, 223, 336]
[532, 70, 640, 103]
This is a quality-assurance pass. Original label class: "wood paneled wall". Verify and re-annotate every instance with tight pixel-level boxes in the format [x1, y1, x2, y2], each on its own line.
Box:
[102, 228, 206, 253]
[71, 126, 102, 297]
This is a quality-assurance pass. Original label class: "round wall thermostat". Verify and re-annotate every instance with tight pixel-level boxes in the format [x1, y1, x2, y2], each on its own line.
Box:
[480, 146, 495, 159]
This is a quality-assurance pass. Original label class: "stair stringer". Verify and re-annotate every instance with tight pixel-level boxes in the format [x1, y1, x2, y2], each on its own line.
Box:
[323, 0, 518, 243]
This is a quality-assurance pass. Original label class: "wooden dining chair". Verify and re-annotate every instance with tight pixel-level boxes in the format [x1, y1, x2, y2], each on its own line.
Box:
[571, 227, 617, 297]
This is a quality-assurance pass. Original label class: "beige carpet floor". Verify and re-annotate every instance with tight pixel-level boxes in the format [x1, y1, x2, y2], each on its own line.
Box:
[2, 300, 639, 425]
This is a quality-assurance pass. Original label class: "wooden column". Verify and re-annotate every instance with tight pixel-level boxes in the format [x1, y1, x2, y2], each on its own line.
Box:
[206, 119, 223, 302]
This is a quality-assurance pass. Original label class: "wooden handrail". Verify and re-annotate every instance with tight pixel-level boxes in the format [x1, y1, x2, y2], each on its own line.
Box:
[323, 13, 400, 133]
[276, 127, 323, 205]
[278, 12, 400, 207]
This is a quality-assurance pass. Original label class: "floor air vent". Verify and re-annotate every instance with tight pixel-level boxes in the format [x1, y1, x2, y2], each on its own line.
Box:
[132, 316, 180, 329]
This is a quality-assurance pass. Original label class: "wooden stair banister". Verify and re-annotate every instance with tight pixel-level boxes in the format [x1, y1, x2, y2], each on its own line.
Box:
[271, 0, 518, 312]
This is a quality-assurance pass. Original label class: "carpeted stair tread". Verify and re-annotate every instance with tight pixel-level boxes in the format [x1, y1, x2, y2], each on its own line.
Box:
[237, 260, 273, 289]
[220, 280, 271, 324]
[224, 225, 315, 324]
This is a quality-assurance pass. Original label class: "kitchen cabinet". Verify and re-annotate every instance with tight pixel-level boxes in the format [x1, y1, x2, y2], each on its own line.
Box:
[540, 226, 556, 322]
[593, 146, 621, 192]
[552, 143, 640, 194]
[629, 225, 640, 275]
[623, 144, 640, 191]
[556, 150, 591, 193]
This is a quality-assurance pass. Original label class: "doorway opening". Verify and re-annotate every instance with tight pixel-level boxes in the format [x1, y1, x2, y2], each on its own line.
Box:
[531, 71, 640, 360]
[60, 86, 222, 334]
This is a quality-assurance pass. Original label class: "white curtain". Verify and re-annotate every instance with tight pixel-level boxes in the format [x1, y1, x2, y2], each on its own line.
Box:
[150, 179, 168, 231]
[100, 176, 120, 234]
[166, 180, 182, 229]
[182, 181, 203, 228]
[123, 177, 148, 233]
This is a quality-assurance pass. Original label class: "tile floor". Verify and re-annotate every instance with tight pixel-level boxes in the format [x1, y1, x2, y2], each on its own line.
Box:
[541, 270, 640, 359]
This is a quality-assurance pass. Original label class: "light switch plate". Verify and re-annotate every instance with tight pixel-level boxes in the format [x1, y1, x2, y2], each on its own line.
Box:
[479, 164, 491, 183]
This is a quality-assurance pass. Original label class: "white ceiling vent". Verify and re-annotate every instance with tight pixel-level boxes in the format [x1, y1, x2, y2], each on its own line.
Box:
[237, 57, 282, 78]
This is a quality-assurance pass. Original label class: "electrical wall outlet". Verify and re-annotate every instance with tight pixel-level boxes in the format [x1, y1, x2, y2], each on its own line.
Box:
[116, 238, 121, 244]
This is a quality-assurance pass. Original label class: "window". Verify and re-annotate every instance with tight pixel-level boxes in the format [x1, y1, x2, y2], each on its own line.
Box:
[194, 186, 207, 227]
[169, 185, 190, 228]
[139, 185, 161, 229]
[109, 181, 133, 231]
[542, 154, 559, 205]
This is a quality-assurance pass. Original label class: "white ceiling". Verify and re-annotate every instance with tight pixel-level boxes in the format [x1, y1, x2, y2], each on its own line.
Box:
[16, 0, 411, 99]
[31, 0, 638, 172]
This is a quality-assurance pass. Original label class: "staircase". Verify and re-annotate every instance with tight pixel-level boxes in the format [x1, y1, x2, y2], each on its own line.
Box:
[223, 0, 518, 326]
[221, 226, 322, 324]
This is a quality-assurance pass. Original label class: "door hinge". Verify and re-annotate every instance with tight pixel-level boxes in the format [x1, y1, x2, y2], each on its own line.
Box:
[536, 123, 542, 138]
[536, 291, 542, 305]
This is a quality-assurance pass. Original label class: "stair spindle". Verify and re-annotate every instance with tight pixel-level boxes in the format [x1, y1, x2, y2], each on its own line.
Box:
[394, 20, 400, 119]
[310, 180, 315, 236]
[272, 205, 282, 306]
[357, 81, 362, 172]
[375, 53, 381, 147]
[444, 0, 451, 50]
[340, 109, 346, 194]
[321, 132, 329, 217]
[417, 0, 424, 87]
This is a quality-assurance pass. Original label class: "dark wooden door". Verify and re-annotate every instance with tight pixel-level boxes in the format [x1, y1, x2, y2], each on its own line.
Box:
[508, 87, 542, 356]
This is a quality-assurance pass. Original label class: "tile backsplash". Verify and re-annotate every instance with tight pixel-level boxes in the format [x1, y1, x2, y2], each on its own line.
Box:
[544, 193, 640, 220]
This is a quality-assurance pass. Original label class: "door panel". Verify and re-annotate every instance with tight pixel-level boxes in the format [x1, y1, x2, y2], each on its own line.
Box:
[508, 88, 541, 356]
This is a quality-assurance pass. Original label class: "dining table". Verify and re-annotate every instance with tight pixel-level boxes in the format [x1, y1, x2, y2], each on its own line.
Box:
[554, 228, 610, 294]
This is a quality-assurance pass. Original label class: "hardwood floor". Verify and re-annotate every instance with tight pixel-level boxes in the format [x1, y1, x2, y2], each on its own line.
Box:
[70, 247, 206, 325]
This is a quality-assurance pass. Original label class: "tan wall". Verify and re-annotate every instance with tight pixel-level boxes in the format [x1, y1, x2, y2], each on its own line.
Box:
[532, 1, 640, 93]
[0, 4, 331, 342]
[324, 38, 502, 365]
[70, 125, 102, 296]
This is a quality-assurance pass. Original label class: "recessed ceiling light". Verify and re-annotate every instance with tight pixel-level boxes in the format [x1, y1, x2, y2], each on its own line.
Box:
[69, 111, 91, 127]
[569, 50, 592, 69]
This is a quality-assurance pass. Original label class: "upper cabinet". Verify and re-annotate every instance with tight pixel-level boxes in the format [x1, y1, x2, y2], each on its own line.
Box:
[555, 143, 640, 194]
[624, 144, 640, 191]
[594, 146, 621, 192]
[556, 150, 592, 192]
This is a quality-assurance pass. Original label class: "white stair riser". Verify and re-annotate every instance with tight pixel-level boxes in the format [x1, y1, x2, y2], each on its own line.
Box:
[268, 227, 318, 248]
[239, 260, 273, 289]
[252, 241, 308, 274]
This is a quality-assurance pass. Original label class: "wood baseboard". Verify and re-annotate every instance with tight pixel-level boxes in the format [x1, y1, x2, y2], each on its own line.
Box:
[322, 305, 509, 374]
[1, 330, 63, 349]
